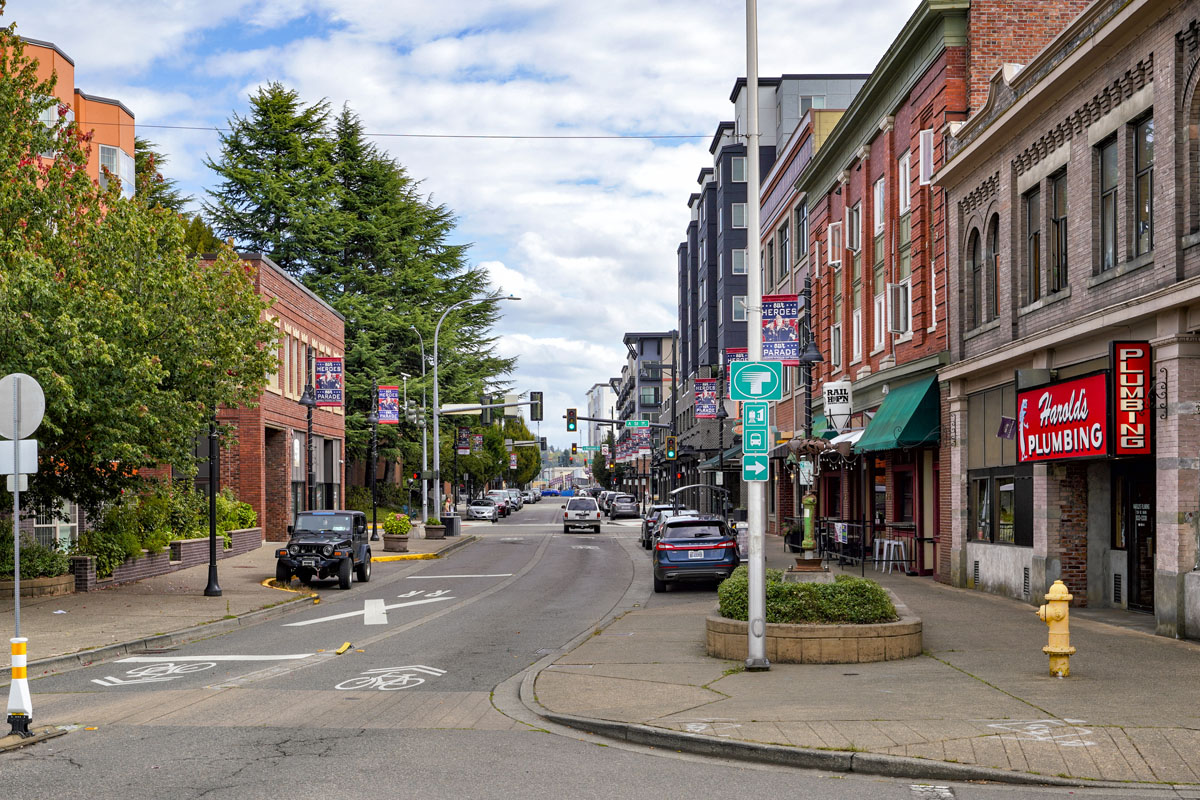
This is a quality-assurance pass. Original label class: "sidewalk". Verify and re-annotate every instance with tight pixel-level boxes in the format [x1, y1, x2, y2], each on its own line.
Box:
[0, 534, 474, 676]
[532, 536, 1200, 787]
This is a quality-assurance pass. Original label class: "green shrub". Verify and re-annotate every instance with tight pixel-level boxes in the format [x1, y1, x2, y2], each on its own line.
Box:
[0, 533, 71, 579]
[426, 518, 441, 526]
[381, 512, 411, 536]
[76, 502, 142, 579]
[377, 482, 407, 509]
[717, 565, 897, 625]
[345, 485, 371, 512]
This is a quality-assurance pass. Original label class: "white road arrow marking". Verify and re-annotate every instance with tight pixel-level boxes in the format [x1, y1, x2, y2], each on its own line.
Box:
[363, 598, 388, 625]
[91, 675, 180, 687]
[282, 595, 455, 627]
[572, 545, 599, 550]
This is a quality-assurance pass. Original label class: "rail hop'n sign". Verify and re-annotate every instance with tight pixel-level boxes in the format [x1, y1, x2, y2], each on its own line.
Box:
[1111, 341, 1152, 456]
[1016, 372, 1108, 463]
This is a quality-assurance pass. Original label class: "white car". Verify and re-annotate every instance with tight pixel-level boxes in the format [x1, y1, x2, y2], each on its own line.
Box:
[466, 498, 499, 522]
[562, 496, 601, 533]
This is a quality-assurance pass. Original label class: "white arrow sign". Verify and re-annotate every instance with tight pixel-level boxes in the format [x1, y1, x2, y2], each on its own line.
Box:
[746, 460, 766, 475]
[283, 594, 454, 627]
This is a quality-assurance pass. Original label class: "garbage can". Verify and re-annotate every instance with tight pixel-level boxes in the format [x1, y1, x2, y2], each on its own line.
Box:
[443, 513, 461, 537]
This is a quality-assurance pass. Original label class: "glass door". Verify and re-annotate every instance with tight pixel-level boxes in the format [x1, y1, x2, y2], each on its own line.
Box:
[1126, 471, 1155, 613]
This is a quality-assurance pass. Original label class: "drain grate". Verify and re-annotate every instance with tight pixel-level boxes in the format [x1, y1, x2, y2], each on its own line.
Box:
[973, 560, 979, 586]
[1023, 567, 1030, 598]
[1114, 572, 1123, 604]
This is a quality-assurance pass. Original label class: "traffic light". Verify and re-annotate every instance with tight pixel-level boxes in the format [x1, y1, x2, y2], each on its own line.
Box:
[571, 443, 578, 455]
[566, 407, 577, 432]
[539, 437, 547, 451]
[665, 435, 677, 460]
[405, 400, 419, 424]
[411, 471, 419, 481]
[529, 391, 543, 421]
[480, 394, 492, 425]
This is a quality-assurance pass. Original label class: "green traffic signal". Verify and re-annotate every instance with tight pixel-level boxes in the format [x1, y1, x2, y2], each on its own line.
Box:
[566, 407, 577, 432]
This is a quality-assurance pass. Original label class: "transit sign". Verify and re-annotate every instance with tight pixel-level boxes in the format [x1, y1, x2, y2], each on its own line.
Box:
[741, 401, 770, 455]
[729, 361, 783, 401]
[742, 454, 768, 482]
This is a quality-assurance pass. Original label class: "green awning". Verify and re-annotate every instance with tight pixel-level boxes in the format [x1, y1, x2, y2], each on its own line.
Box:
[698, 445, 742, 470]
[854, 376, 941, 453]
[810, 414, 837, 440]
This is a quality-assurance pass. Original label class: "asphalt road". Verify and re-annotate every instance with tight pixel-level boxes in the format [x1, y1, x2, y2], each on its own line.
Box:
[2, 500, 1189, 799]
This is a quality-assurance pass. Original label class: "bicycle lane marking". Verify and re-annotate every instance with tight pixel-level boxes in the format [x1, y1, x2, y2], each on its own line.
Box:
[335, 665, 446, 691]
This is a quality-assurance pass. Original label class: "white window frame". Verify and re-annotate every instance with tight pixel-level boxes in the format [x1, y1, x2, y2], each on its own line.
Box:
[827, 222, 843, 266]
[812, 239, 821, 277]
[732, 296, 748, 322]
[830, 323, 843, 369]
[887, 280, 912, 335]
[732, 203, 747, 229]
[848, 203, 862, 252]
[731, 248, 747, 274]
[851, 308, 863, 362]
[873, 292, 886, 350]
[873, 178, 886, 234]
[898, 151, 911, 213]
[731, 156, 747, 182]
[918, 129, 934, 186]
[699, 279, 707, 305]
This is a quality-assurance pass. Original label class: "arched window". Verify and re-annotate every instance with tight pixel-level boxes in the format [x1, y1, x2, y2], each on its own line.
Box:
[967, 230, 982, 329]
[986, 215, 1000, 321]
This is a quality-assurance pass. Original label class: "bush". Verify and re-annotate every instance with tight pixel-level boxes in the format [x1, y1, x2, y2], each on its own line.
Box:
[345, 485, 371, 513]
[0, 533, 71, 579]
[76, 502, 142, 578]
[717, 566, 897, 625]
[381, 512, 411, 536]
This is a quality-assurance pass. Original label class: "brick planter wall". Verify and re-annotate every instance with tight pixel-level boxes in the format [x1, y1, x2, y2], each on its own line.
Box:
[0, 573, 75, 598]
[71, 527, 262, 592]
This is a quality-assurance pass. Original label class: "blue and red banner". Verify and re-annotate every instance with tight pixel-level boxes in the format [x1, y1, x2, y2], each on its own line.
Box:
[378, 385, 399, 424]
[314, 357, 344, 407]
[695, 378, 718, 418]
[762, 294, 800, 366]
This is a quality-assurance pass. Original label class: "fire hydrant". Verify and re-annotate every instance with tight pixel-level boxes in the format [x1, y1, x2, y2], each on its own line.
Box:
[1035, 580, 1076, 677]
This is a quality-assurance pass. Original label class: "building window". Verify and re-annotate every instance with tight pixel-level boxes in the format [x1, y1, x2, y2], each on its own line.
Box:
[732, 296, 747, 322]
[778, 222, 789, 277]
[887, 279, 910, 335]
[848, 203, 862, 252]
[898, 152, 911, 214]
[873, 261, 885, 350]
[970, 472, 1017, 544]
[732, 203, 747, 228]
[968, 229, 982, 328]
[852, 307, 862, 362]
[1099, 137, 1118, 272]
[1134, 115, 1154, 256]
[986, 216, 999, 321]
[828, 222, 843, 266]
[799, 95, 826, 116]
[731, 156, 747, 182]
[1025, 188, 1041, 304]
[873, 178, 885, 234]
[639, 386, 659, 406]
[795, 202, 808, 258]
[699, 279, 706, 305]
[1050, 171, 1068, 292]
[766, 240, 775, 287]
[830, 323, 842, 369]
[731, 249, 747, 274]
[918, 129, 934, 185]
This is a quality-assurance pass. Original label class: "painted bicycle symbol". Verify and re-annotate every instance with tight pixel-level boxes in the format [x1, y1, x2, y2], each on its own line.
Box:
[335, 665, 446, 691]
[91, 661, 217, 687]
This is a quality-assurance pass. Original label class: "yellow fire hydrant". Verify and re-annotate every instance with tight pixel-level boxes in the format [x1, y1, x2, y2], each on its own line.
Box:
[1035, 580, 1076, 677]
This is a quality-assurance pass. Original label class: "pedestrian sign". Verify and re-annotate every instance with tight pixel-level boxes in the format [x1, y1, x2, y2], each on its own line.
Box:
[729, 361, 783, 401]
[742, 454, 768, 481]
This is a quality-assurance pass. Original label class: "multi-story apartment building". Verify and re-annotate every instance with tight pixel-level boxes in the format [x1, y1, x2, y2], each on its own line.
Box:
[938, 0, 1199, 638]
[615, 332, 676, 503]
[800, 0, 1089, 581]
[24, 37, 137, 198]
[585, 382, 616, 449]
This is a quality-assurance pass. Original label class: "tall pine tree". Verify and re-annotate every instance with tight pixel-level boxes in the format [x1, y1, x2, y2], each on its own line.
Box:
[134, 136, 189, 212]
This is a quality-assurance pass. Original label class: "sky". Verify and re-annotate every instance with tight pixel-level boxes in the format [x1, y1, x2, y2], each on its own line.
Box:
[8, 0, 915, 449]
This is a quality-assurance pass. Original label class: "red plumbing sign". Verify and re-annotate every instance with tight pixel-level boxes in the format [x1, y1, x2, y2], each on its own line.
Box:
[1017, 372, 1108, 463]
[1111, 341, 1152, 456]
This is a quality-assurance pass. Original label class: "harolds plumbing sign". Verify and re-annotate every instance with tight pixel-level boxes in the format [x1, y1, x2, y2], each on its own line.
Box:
[1017, 373, 1109, 463]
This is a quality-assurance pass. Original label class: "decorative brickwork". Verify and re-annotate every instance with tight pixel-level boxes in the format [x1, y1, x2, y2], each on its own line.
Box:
[1057, 463, 1089, 606]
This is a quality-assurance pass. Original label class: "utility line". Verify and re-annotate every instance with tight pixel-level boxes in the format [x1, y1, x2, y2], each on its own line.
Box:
[78, 119, 708, 140]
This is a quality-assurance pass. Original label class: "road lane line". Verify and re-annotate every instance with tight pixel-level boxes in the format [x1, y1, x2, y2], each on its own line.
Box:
[282, 595, 454, 627]
[116, 655, 315, 663]
[404, 574, 513, 579]
[363, 599, 388, 625]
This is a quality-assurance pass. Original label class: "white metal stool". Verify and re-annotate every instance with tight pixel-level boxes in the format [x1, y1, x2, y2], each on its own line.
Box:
[882, 538, 908, 574]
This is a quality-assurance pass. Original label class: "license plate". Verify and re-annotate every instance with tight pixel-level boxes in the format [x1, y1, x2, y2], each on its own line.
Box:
[688, 550, 704, 560]
[301, 558, 317, 568]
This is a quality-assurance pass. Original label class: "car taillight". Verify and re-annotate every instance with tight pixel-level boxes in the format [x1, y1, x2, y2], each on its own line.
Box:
[655, 541, 730, 551]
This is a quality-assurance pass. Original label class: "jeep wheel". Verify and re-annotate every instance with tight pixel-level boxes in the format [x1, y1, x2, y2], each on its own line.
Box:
[355, 552, 371, 583]
[338, 557, 352, 590]
[275, 561, 291, 586]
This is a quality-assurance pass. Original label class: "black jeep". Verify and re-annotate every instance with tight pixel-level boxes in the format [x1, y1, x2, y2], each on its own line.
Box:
[275, 510, 371, 589]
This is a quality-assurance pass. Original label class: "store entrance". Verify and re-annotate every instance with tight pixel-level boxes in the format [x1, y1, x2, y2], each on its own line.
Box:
[1115, 464, 1155, 613]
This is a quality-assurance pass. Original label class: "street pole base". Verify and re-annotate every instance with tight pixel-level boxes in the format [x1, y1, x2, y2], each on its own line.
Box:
[744, 657, 771, 672]
[204, 566, 222, 597]
[7, 713, 32, 738]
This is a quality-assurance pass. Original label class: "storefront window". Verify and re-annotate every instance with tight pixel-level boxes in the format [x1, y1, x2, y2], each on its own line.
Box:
[997, 479, 1015, 543]
[972, 478, 991, 541]
[895, 472, 914, 522]
[970, 471, 1020, 544]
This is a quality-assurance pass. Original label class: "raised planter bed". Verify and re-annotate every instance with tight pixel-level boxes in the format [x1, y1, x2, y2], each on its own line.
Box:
[0, 573, 75, 598]
[705, 592, 922, 664]
[71, 527, 263, 592]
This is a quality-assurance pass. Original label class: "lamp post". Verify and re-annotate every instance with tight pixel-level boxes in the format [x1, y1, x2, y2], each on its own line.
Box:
[299, 345, 317, 511]
[797, 272, 824, 552]
[204, 417, 221, 597]
[409, 325, 429, 523]
[367, 380, 379, 540]
[432, 295, 519, 519]
[715, 390, 729, 519]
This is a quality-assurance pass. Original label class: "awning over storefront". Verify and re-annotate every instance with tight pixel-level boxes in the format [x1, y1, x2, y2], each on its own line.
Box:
[829, 429, 864, 447]
[854, 375, 940, 454]
[698, 446, 742, 470]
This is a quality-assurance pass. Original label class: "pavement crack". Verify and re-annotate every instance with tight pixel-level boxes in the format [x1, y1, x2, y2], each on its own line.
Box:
[923, 653, 1056, 717]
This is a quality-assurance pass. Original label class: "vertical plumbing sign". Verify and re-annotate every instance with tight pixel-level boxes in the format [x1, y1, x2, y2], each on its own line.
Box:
[1111, 341, 1152, 456]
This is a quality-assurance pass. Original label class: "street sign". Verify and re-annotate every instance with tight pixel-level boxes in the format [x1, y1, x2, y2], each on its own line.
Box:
[742, 401, 768, 428]
[729, 361, 783, 401]
[625, 420, 650, 428]
[0, 373, 44, 440]
[742, 454, 768, 482]
[742, 400, 770, 455]
[0, 440, 37, 475]
[743, 429, 769, 455]
[580, 445, 600, 451]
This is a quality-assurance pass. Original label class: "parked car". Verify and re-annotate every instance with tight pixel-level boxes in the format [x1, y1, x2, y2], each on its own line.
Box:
[641, 504, 679, 548]
[651, 515, 739, 593]
[645, 507, 700, 550]
[466, 498, 499, 522]
[486, 490, 510, 517]
[609, 494, 639, 520]
[541, 489, 560, 497]
[505, 489, 523, 510]
[599, 491, 617, 515]
[561, 496, 601, 533]
[275, 510, 371, 590]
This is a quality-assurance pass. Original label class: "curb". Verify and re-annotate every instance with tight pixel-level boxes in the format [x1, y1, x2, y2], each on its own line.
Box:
[371, 534, 477, 562]
[0, 725, 67, 753]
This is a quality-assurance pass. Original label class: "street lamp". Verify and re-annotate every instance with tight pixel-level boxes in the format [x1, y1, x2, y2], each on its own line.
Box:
[715, 393, 729, 519]
[797, 272, 824, 553]
[409, 325, 429, 522]
[432, 295, 520, 519]
[204, 417, 221, 597]
[299, 345, 317, 511]
[367, 381, 379, 540]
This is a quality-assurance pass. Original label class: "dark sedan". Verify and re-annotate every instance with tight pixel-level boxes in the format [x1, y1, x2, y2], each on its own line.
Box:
[609, 494, 639, 519]
[652, 515, 739, 593]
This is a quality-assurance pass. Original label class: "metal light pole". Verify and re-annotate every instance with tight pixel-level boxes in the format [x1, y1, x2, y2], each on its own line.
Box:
[299, 345, 317, 511]
[743, 0, 769, 671]
[798, 273, 824, 551]
[204, 417, 222, 597]
[432, 295, 519, 520]
[716, 391, 728, 518]
[409, 325, 429, 522]
[368, 381, 379, 541]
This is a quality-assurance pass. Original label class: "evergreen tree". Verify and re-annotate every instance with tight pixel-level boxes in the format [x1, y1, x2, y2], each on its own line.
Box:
[203, 82, 339, 275]
[182, 214, 223, 254]
[134, 136, 189, 212]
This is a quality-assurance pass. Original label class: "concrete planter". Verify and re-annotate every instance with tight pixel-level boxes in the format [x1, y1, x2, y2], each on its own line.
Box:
[424, 524, 446, 540]
[0, 573, 75, 598]
[382, 534, 409, 552]
[705, 593, 922, 664]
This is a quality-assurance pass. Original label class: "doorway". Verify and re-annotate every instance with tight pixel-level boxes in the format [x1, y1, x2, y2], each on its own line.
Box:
[1115, 464, 1155, 612]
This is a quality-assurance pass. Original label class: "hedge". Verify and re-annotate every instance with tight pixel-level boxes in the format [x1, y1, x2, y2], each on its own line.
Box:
[717, 565, 897, 625]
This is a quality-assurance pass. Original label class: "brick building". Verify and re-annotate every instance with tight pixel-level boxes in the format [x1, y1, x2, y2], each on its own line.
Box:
[209, 253, 347, 542]
[937, 0, 1200, 639]
[799, 0, 1089, 581]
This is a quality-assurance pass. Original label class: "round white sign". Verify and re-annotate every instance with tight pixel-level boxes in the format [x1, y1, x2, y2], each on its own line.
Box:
[823, 380, 853, 433]
[0, 373, 45, 440]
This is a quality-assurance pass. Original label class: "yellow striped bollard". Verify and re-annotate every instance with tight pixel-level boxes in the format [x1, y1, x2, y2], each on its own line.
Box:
[6, 637, 33, 737]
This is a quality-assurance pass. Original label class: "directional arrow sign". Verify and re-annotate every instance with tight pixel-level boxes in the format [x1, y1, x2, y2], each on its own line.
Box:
[729, 361, 783, 401]
[742, 454, 769, 482]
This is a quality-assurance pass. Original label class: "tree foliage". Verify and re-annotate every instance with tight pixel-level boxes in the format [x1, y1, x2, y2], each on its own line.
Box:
[134, 136, 189, 212]
[0, 27, 277, 514]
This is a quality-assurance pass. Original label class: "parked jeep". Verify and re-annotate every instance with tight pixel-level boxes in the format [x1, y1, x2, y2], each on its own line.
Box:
[275, 510, 371, 589]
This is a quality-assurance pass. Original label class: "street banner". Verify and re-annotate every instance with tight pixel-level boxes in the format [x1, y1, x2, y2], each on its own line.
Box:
[695, 378, 718, 418]
[471, 433, 484, 454]
[314, 357, 344, 406]
[1111, 341, 1152, 456]
[1016, 372, 1109, 463]
[509, 453, 517, 470]
[762, 294, 800, 365]
[637, 428, 651, 456]
[456, 426, 470, 456]
[725, 347, 748, 381]
[378, 386, 399, 424]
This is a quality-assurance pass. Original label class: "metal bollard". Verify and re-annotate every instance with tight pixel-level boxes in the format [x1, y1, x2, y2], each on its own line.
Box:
[1035, 580, 1076, 677]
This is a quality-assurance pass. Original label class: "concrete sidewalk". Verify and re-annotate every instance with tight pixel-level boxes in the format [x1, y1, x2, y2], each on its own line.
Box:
[532, 537, 1200, 787]
[0, 534, 475, 676]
